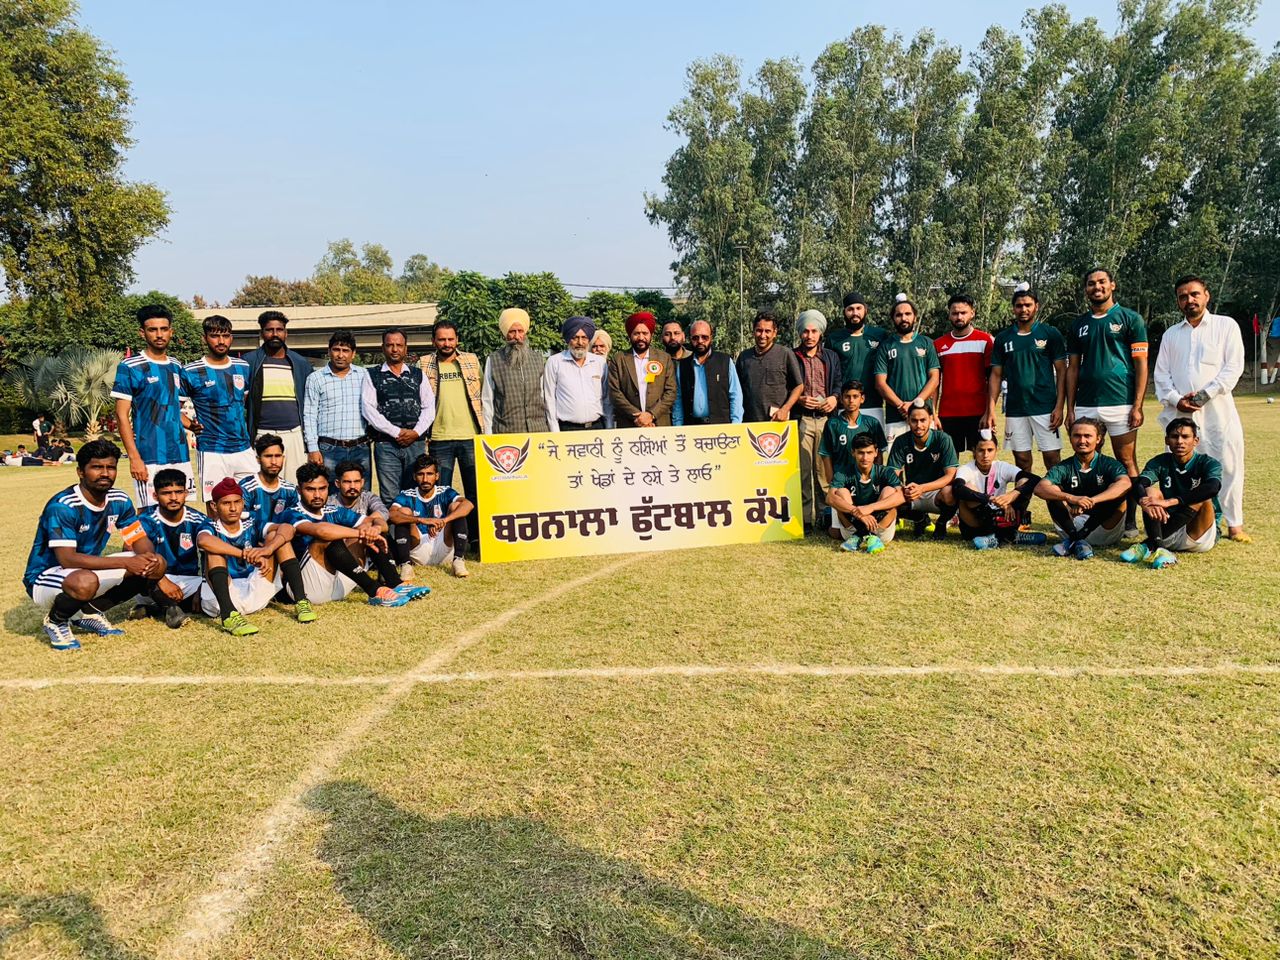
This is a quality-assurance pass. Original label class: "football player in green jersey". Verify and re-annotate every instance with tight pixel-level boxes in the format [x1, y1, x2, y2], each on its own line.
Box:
[873, 295, 941, 444]
[1122, 417, 1221, 568]
[886, 401, 960, 538]
[826, 433, 903, 554]
[1034, 417, 1132, 559]
[827, 292, 889, 428]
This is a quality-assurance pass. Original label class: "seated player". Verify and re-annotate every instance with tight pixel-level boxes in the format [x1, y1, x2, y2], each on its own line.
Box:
[388, 455, 474, 579]
[819, 380, 887, 489]
[950, 430, 1046, 549]
[886, 401, 959, 538]
[283, 463, 419, 606]
[134, 468, 215, 628]
[1034, 417, 1132, 560]
[22, 439, 168, 650]
[197, 477, 314, 635]
[1121, 417, 1221, 568]
[240, 433, 300, 533]
[825, 433, 904, 554]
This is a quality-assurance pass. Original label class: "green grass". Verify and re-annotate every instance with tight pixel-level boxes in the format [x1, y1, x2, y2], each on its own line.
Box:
[1, 399, 1278, 958]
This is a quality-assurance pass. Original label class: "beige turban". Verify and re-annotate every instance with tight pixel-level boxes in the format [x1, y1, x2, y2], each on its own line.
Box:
[498, 307, 530, 336]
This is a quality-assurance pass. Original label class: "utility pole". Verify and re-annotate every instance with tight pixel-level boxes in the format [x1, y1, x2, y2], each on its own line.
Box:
[734, 244, 746, 352]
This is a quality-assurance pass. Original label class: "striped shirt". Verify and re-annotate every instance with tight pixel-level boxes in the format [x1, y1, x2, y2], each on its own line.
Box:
[111, 354, 188, 464]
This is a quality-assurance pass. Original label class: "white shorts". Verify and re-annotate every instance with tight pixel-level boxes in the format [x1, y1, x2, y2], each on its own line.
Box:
[859, 407, 886, 428]
[288, 552, 358, 605]
[134, 461, 195, 508]
[907, 488, 946, 514]
[1074, 405, 1134, 440]
[1004, 414, 1062, 453]
[135, 573, 203, 606]
[1161, 523, 1215, 554]
[199, 568, 279, 617]
[831, 509, 896, 543]
[884, 420, 911, 444]
[198, 449, 258, 501]
[28, 554, 137, 610]
[1057, 513, 1125, 547]
[409, 529, 452, 566]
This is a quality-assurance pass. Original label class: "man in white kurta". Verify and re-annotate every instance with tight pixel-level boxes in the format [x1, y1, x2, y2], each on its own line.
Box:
[1153, 276, 1248, 540]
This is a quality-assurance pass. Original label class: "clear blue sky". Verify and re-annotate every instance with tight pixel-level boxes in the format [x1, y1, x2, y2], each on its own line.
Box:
[78, 0, 1278, 304]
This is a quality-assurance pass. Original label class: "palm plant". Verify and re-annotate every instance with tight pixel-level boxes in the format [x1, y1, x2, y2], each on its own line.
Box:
[5, 348, 122, 434]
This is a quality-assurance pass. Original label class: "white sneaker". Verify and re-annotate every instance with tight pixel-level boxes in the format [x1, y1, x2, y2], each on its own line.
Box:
[451, 557, 469, 579]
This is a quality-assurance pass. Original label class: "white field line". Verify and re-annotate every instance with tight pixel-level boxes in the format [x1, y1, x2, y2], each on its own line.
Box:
[0, 674, 396, 690]
[155, 553, 642, 960]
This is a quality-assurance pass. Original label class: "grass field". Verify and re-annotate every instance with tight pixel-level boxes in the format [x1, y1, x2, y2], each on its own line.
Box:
[1, 399, 1278, 959]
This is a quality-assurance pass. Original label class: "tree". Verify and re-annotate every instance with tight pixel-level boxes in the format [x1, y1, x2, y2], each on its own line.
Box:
[0, 289, 200, 361]
[6, 346, 120, 430]
[0, 0, 169, 335]
[398, 253, 452, 302]
[229, 275, 324, 307]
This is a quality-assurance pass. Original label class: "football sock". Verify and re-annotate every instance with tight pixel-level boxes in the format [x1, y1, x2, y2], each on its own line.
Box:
[206, 567, 236, 620]
[324, 541, 381, 597]
[279, 556, 306, 602]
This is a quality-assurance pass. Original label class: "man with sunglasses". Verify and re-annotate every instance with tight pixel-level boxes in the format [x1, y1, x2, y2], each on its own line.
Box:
[672, 320, 743, 426]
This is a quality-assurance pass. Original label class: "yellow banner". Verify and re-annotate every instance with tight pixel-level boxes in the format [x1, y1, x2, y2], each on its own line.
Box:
[473, 422, 802, 563]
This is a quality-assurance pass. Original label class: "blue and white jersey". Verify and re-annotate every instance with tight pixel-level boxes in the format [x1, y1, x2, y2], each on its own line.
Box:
[240, 475, 299, 534]
[181, 357, 252, 454]
[392, 485, 460, 534]
[111, 354, 188, 465]
[280, 503, 365, 554]
[23, 485, 141, 593]
[206, 517, 269, 580]
[139, 505, 213, 577]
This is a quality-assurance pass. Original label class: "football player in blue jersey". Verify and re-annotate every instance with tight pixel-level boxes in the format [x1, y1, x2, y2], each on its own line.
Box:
[133, 469, 214, 628]
[182, 315, 257, 507]
[23, 440, 168, 650]
[388, 454, 474, 579]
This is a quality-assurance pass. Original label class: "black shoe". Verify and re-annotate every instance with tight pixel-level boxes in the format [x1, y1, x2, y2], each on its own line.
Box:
[127, 603, 152, 620]
[913, 520, 928, 537]
[164, 605, 190, 629]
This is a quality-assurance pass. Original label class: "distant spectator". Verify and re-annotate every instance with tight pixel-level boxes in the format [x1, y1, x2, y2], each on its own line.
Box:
[590, 329, 612, 360]
[32, 415, 51, 448]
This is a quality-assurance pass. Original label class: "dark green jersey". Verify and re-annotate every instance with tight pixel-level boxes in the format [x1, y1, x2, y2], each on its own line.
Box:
[826, 325, 889, 407]
[887, 429, 959, 486]
[1068, 304, 1147, 407]
[1138, 452, 1222, 504]
[993, 323, 1067, 417]
[1044, 452, 1127, 498]
[818, 411, 887, 480]
[834, 463, 901, 506]
[871, 334, 941, 423]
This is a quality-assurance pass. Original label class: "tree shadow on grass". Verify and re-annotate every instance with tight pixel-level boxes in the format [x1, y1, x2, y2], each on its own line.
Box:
[305, 780, 856, 959]
[0, 891, 145, 959]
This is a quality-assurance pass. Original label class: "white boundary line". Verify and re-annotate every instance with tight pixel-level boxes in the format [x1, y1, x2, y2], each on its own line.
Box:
[156, 553, 642, 960]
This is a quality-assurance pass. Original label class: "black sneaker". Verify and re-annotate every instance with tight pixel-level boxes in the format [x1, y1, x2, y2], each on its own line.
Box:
[164, 605, 190, 629]
[127, 603, 152, 621]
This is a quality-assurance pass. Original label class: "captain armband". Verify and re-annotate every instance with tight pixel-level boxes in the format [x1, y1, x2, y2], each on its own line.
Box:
[1130, 343, 1149, 357]
[119, 520, 146, 545]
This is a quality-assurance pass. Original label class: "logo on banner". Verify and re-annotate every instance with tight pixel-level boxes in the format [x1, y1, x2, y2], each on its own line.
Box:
[747, 425, 790, 463]
[481, 438, 531, 479]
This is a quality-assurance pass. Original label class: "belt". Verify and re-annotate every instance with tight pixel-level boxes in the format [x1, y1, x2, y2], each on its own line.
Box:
[317, 436, 367, 448]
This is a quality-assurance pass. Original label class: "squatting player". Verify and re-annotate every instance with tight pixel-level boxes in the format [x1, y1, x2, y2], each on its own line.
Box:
[825, 433, 904, 554]
[134, 468, 214, 628]
[886, 401, 959, 538]
[388, 455, 474, 579]
[1122, 417, 1221, 569]
[950, 431, 1045, 550]
[1034, 417, 1132, 560]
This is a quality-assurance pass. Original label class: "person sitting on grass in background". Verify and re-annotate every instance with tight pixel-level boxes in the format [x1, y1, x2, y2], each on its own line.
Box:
[1034, 417, 1131, 560]
[1121, 417, 1222, 569]
[389, 455, 475, 580]
[134, 468, 215, 628]
[23, 439, 168, 651]
[819, 380, 887, 490]
[825, 433, 904, 554]
[949, 430, 1045, 550]
[281, 463, 421, 607]
[197, 476, 315, 636]
[886, 401, 959, 538]
[241, 433, 300, 533]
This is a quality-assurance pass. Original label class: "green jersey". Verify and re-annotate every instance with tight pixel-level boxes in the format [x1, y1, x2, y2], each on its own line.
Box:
[887, 429, 959, 486]
[871, 334, 941, 423]
[1044, 452, 1127, 498]
[1068, 304, 1147, 407]
[827, 325, 889, 407]
[818, 411, 887, 481]
[993, 322, 1067, 417]
[1138, 452, 1221, 504]
[834, 463, 901, 507]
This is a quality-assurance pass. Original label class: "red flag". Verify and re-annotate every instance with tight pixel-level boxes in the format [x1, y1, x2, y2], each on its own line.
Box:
[1253, 314, 1261, 335]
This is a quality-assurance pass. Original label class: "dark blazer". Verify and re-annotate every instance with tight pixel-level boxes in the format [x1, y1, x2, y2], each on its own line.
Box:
[607, 350, 677, 427]
[242, 345, 313, 435]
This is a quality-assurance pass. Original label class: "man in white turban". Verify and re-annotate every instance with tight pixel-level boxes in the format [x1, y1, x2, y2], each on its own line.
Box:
[793, 309, 841, 532]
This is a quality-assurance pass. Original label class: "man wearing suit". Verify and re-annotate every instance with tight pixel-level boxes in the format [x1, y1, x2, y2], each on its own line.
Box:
[608, 312, 677, 428]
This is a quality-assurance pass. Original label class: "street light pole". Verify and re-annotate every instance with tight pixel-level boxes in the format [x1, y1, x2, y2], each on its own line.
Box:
[734, 244, 746, 352]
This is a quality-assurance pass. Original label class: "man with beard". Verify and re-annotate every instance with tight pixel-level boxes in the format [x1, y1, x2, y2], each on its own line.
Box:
[243, 310, 313, 477]
[608, 311, 677, 428]
[934, 294, 994, 455]
[872, 295, 941, 444]
[182, 315, 257, 508]
[133, 468, 216, 628]
[1123, 417, 1222, 567]
[1034, 417, 1131, 560]
[241, 433, 300, 534]
[793, 309, 841, 530]
[661, 320, 691, 361]
[111, 304, 192, 507]
[886, 401, 959, 538]
[672, 320, 743, 426]
[737, 312, 805, 424]
[389, 455, 474, 580]
[543, 316, 612, 430]
[304, 330, 372, 477]
[827, 292, 889, 429]
[1153, 274, 1248, 542]
[362, 329, 435, 499]
[482, 308, 550, 433]
[1064, 268, 1149, 538]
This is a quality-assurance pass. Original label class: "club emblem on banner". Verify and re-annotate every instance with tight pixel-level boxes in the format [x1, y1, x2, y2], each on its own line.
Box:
[747, 425, 790, 462]
[482, 438, 531, 477]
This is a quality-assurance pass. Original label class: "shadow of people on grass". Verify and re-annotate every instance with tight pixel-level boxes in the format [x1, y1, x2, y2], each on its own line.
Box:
[305, 781, 855, 959]
[0, 890, 145, 959]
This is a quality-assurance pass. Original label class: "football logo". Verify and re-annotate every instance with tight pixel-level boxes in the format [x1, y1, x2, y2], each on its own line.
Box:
[179, 532, 194, 550]
[1109, 323, 1122, 333]
[747, 426, 790, 461]
[233, 374, 245, 390]
[915, 347, 927, 357]
[1035, 339, 1047, 349]
[482, 438, 532, 475]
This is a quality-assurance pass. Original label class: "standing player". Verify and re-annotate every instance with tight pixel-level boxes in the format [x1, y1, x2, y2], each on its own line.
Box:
[950, 431, 1045, 549]
[818, 380, 887, 490]
[23, 440, 168, 650]
[182, 315, 257, 507]
[134, 468, 214, 628]
[240, 434, 300, 534]
[1034, 417, 1132, 559]
[934, 294, 994, 456]
[825, 434, 903, 554]
[111, 304, 191, 506]
[872, 295, 941, 444]
[1064, 269, 1149, 537]
[827, 292, 889, 428]
[388, 455, 474, 579]
[1122, 418, 1221, 568]
[886, 401, 959, 537]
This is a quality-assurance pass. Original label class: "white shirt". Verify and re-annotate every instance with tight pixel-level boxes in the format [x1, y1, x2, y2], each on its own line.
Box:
[1153, 312, 1244, 408]
[956, 460, 1022, 496]
[360, 362, 436, 439]
[631, 350, 651, 411]
[542, 350, 612, 431]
